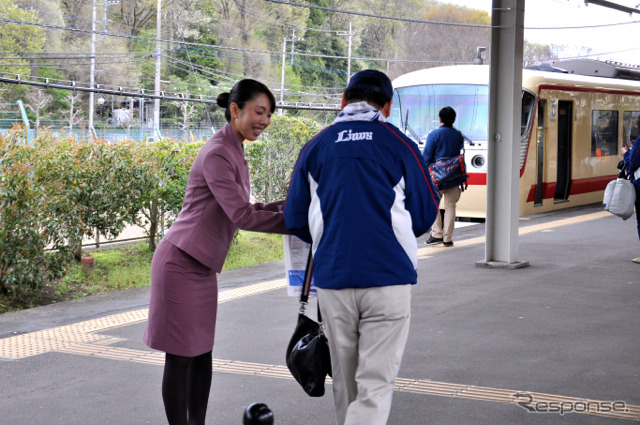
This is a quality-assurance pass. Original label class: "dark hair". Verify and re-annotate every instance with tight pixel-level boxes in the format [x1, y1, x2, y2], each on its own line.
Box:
[345, 88, 389, 110]
[216, 79, 276, 123]
[439, 106, 456, 127]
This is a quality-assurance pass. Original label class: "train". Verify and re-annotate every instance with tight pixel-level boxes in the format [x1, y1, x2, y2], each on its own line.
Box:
[387, 59, 640, 219]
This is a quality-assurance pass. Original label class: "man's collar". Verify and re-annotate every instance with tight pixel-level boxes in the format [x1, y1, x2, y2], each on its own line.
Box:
[333, 101, 386, 124]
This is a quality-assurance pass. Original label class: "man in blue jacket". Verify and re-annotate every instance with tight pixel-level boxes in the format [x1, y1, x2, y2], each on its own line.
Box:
[422, 106, 464, 247]
[284, 69, 440, 425]
[622, 137, 640, 263]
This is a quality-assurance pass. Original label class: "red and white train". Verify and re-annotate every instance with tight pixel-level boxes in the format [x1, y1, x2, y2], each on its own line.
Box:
[388, 59, 640, 218]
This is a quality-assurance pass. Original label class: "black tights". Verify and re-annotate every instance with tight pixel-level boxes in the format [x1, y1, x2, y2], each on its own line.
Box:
[162, 351, 213, 425]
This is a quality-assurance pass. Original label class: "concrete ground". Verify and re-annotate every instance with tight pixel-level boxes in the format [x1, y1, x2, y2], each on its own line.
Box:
[1, 203, 639, 425]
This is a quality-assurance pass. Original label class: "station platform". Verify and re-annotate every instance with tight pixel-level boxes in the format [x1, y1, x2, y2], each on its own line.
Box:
[1, 203, 639, 425]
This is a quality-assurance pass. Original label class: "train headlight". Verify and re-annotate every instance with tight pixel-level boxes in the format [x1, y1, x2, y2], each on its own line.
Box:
[471, 155, 485, 168]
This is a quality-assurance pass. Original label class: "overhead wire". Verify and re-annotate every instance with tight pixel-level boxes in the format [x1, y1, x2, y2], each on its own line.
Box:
[6, 1, 640, 102]
[9, 12, 620, 69]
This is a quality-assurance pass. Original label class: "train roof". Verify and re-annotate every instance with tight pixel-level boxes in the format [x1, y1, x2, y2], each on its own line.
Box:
[391, 61, 640, 93]
[392, 65, 490, 88]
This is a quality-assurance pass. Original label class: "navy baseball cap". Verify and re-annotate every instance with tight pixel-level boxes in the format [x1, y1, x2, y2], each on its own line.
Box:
[345, 69, 393, 101]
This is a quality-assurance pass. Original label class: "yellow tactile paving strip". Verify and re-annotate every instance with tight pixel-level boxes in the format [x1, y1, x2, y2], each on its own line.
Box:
[3, 210, 638, 421]
[417, 210, 608, 258]
[0, 279, 286, 359]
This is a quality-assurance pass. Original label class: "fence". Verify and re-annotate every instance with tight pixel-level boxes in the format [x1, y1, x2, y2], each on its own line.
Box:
[0, 117, 227, 143]
[81, 222, 151, 250]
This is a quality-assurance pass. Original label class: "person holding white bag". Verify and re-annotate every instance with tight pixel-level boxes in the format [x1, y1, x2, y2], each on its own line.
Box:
[622, 137, 640, 263]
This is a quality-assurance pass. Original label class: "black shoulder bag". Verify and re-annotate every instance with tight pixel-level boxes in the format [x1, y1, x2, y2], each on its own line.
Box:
[285, 250, 332, 397]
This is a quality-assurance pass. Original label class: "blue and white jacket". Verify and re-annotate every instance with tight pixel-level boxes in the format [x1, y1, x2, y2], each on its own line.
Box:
[284, 102, 440, 290]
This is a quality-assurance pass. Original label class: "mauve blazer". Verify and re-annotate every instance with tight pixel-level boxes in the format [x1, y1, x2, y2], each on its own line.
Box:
[164, 123, 288, 272]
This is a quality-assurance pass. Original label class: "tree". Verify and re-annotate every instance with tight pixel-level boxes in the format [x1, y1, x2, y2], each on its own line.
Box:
[43, 138, 154, 260]
[523, 40, 565, 67]
[137, 140, 201, 251]
[16, 0, 65, 54]
[64, 92, 83, 131]
[171, 1, 221, 85]
[25, 89, 53, 135]
[0, 132, 73, 297]
[0, 0, 46, 79]
[170, 97, 198, 130]
[166, 74, 216, 129]
[116, 0, 159, 46]
[60, 0, 91, 29]
[398, 2, 491, 76]
[210, 0, 307, 82]
[246, 115, 322, 203]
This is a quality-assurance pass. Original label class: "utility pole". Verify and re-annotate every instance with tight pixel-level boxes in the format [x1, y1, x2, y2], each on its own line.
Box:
[337, 22, 354, 84]
[279, 30, 303, 114]
[89, 0, 97, 134]
[88, 0, 119, 138]
[153, 0, 162, 140]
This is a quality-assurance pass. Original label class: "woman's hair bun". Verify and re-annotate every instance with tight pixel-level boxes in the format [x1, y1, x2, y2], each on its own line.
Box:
[216, 92, 230, 108]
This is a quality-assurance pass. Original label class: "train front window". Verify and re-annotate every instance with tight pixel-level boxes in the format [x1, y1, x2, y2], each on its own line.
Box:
[389, 84, 489, 144]
[521, 91, 536, 137]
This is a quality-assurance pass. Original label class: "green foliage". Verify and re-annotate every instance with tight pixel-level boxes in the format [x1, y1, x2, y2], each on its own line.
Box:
[132, 28, 158, 93]
[55, 242, 155, 301]
[166, 74, 218, 130]
[0, 232, 284, 313]
[0, 121, 300, 304]
[0, 130, 196, 300]
[222, 231, 284, 271]
[0, 131, 72, 297]
[0, 0, 46, 76]
[135, 139, 202, 250]
[31, 136, 154, 259]
[523, 40, 560, 67]
[173, 19, 222, 85]
[246, 115, 323, 203]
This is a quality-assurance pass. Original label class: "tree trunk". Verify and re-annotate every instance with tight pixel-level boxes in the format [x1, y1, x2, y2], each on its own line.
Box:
[147, 201, 159, 251]
[70, 237, 83, 262]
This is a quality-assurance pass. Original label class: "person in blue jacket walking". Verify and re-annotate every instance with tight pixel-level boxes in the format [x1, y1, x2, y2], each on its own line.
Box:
[422, 106, 465, 247]
[622, 136, 640, 263]
[284, 69, 440, 425]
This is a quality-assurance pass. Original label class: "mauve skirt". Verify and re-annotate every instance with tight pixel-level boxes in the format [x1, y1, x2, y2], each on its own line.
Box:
[143, 239, 218, 357]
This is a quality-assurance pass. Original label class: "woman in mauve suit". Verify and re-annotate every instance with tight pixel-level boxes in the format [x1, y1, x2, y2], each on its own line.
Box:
[143, 79, 288, 425]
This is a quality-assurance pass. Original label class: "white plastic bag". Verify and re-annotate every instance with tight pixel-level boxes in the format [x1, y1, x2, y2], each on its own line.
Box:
[602, 179, 615, 212]
[283, 234, 316, 297]
[603, 178, 636, 220]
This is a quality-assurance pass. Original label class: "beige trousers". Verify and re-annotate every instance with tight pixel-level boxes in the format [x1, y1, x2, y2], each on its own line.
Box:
[318, 285, 411, 425]
[430, 186, 462, 242]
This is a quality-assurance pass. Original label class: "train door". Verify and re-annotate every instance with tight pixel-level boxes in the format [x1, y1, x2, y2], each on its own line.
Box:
[534, 100, 545, 206]
[555, 101, 572, 201]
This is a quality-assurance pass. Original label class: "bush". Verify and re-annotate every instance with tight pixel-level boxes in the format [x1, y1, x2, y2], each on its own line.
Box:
[30, 133, 154, 260]
[0, 130, 72, 297]
[0, 115, 322, 299]
[246, 115, 323, 203]
[136, 139, 202, 251]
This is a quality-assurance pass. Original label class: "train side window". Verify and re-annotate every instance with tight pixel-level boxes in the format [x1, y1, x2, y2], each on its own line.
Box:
[591, 110, 619, 157]
[622, 111, 640, 145]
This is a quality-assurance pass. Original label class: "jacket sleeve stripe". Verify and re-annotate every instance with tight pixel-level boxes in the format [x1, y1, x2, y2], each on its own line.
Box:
[632, 145, 640, 171]
[283, 126, 330, 214]
[380, 122, 440, 208]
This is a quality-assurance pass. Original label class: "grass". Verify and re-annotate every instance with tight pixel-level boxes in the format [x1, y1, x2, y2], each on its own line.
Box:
[0, 231, 285, 314]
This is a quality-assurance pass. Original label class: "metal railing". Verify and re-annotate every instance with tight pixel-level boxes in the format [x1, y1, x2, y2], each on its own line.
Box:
[0, 119, 227, 143]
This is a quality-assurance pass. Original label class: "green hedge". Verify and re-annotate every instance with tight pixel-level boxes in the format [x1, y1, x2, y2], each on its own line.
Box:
[0, 115, 322, 298]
